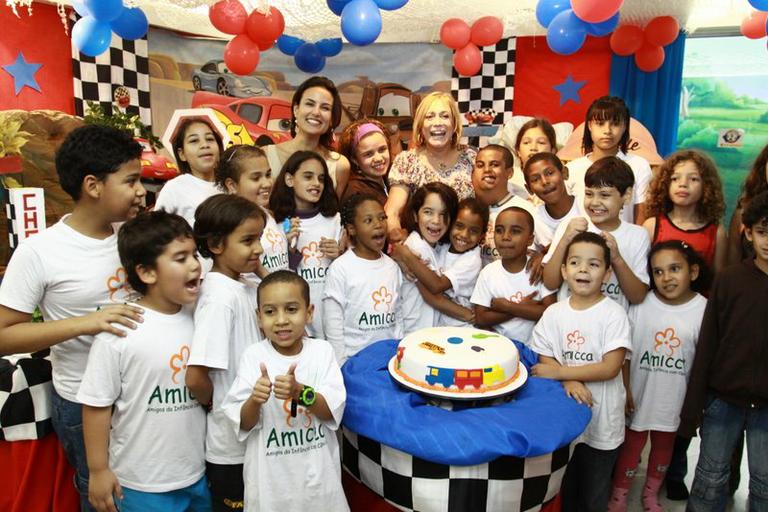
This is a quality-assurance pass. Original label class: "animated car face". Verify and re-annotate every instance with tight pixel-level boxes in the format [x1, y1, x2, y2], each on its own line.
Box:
[137, 138, 179, 182]
[192, 60, 272, 98]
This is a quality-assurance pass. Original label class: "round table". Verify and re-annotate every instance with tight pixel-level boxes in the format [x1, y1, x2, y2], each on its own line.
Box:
[341, 339, 590, 512]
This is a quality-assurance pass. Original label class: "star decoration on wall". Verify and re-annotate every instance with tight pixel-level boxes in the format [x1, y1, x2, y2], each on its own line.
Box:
[2, 52, 42, 95]
[552, 75, 586, 106]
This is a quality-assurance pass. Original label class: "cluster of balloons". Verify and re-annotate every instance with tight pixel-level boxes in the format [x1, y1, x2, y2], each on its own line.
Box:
[609, 17, 679, 73]
[741, 0, 768, 42]
[440, 17, 504, 76]
[276, 35, 343, 73]
[209, 0, 285, 75]
[327, 0, 408, 46]
[71, 0, 149, 57]
[536, 0, 622, 55]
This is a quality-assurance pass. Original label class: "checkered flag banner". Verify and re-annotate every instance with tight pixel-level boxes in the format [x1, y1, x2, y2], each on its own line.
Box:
[0, 354, 54, 441]
[342, 427, 572, 512]
[71, 15, 151, 128]
[452, 38, 516, 126]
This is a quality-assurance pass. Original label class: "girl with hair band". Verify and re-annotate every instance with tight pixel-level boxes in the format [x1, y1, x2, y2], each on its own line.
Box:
[338, 119, 392, 206]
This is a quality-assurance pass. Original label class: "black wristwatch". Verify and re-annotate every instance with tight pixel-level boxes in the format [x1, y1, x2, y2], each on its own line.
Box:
[297, 385, 317, 407]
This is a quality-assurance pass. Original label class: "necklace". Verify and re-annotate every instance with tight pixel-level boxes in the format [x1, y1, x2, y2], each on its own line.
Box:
[425, 151, 454, 172]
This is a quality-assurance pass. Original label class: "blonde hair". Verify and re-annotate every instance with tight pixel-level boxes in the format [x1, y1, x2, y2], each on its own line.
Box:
[411, 92, 462, 149]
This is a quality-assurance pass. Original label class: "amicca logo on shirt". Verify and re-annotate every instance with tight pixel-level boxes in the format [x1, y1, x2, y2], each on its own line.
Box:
[265, 228, 286, 252]
[563, 330, 594, 362]
[147, 344, 198, 413]
[371, 286, 393, 312]
[106, 267, 129, 302]
[169, 345, 191, 384]
[358, 285, 396, 331]
[301, 242, 324, 266]
[639, 327, 686, 373]
[264, 398, 327, 457]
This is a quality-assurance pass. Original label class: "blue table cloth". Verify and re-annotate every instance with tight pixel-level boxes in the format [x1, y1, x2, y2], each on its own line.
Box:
[341, 339, 591, 466]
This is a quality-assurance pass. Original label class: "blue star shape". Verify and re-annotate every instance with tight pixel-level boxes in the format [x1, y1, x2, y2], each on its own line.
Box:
[552, 75, 586, 106]
[2, 52, 42, 95]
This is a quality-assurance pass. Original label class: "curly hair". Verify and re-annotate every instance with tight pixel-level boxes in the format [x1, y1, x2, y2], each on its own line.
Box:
[645, 150, 725, 224]
[340, 192, 382, 228]
[738, 142, 768, 210]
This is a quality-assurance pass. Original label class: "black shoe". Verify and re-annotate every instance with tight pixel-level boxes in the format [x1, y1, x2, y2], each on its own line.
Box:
[666, 479, 689, 500]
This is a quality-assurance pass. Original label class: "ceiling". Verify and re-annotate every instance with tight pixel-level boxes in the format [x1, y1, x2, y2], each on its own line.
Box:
[57, 0, 751, 42]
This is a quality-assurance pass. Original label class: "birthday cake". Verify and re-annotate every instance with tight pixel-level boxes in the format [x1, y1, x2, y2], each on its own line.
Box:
[389, 327, 527, 398]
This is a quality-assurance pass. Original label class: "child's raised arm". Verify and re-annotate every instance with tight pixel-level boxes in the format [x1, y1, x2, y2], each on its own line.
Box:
[490, 293, 556, 321]
[390, 244, 452, 294]
[532, 347, 626, 382]
[83, 405, 122, 512]
[240, 363, 272, 431]
[418, 283, 475, 324]
[601, 231, 648, 304]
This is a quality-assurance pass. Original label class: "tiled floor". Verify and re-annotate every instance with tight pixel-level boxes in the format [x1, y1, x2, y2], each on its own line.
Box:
[625, 435, 750, 511]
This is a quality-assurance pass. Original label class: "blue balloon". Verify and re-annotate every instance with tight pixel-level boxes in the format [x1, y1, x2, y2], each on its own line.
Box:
[585, 11, 619, 37]
[327, 0, 351, 16]
[749, 0, 768, 11]
[84, 0, 123, 22]
[277, 35, 305, 56]
[374, 0, 408, 10]
[546, 9, 587, 55]
[341, 0, 382, 46]
[72, 16, 112, 57]
[316, 38, 343, 57]
[294, 43, 326, 73]
[71, 0, 90, 17]
[536, 0, 571, 28]
[110, 7, 149, 40]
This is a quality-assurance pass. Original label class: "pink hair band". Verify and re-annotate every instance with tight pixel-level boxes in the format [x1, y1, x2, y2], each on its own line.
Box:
[353, 123, 384, 149]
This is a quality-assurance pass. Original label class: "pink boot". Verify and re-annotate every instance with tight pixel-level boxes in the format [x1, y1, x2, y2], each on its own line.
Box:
[642, 476, 664, 512]
[607, 486, 629, 512]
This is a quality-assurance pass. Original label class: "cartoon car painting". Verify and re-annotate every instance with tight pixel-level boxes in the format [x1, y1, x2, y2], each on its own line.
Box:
[191, 91, 293, 147]
[191, 60, 272, 98]
[136, 138, 179, 182]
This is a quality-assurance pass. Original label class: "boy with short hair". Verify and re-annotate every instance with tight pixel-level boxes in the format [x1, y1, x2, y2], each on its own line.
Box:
[531, 231, 632, 512]
[471, 207, 556, 345]
[223, 271, 348, 512]
[471, 144, 545, 267]
[0, 125, 146, 509]
[679, 190, 768, 510]
[77, 211, 209, 511]
[542, 156, 650, 309]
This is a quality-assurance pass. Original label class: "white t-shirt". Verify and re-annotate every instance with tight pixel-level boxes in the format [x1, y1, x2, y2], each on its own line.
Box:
[77, 306, 206, 492]
[437, 246, 482, 327]
[0, 217, 132, 401]
[565, 151, 652, 224]
[154, 173, 220, 228]
[323, 250, 403, 361]
[543, 218, 650, 310]
[627, 292, 707, 432]
[223, 338, 348, 512]
[260, 209, 290, 275]
[481, 193, 544, 267]
[401, 232, 441, 332]
[535, 198, 583, 247]
[531, 297, 632, 450]
[295, 212, 343, 338]
[470, 259, 555, 345]
[189, 272, 261, 464]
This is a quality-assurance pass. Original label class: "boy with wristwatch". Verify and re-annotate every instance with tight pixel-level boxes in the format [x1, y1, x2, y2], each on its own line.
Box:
[223, 270, 349, 511]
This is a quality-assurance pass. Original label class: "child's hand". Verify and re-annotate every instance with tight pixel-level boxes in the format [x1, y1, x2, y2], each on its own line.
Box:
[564, 217, 588, 242]
[531, 362, 561, 380]
[285, 217, 301, 251]
[460, 307, 475, 324]
[390, 244, 417, 280]
[526, 248, 546, 285]
[88, 467, 122, 512]
[273, 363, 302, 401]
[388, 227, 408, 244]
[79, 305, 144, 337]
[625, 388, 635, 416]
[563, 380, 593, 407]
[251, 363, 272, 405]
[319, 237, 341, 260]
[601, 231, 623, 265]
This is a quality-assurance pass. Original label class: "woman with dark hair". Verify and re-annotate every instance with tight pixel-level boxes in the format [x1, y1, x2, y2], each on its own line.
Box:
[263, 76, 351, 198]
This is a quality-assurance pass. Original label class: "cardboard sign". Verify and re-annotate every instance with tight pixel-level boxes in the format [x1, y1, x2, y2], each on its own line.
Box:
[5, 188, 45, 249]
[717, 129, 744, 148]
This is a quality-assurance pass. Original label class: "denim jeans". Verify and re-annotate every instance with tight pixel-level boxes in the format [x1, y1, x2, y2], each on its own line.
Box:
[561, 443, 621, 512]
[50, 389, 95, 512]
[688, 397, 768, 512]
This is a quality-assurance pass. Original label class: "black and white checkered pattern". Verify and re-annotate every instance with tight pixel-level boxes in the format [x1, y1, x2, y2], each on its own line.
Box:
[0, 354, 53, 441]
[452, 37, 516, 127]
[342, 427, 571, 512]
[5, 200, 19, 250]
[71, 16, 151, 127]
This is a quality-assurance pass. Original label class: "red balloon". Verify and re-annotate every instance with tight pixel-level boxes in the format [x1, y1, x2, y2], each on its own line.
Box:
[635, 43, 665, 72]
[440, 18, 471, 50]
[572, 0, 623, 23]
[209, 0, 247, 35]
[609, 24, 643, 56]
[246, 6, 285, 48]
[741, 10, 768, 39]
[471, 16, 504, 47]
[224, 34, 261, 75]
[453, 43, 482, 76]
[645, 16, 680, 47]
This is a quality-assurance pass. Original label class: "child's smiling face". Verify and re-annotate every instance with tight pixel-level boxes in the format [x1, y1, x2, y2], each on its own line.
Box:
[415, 192, 450, 246]
[450, 208, 484, 254]
[525, 158, 567, 206]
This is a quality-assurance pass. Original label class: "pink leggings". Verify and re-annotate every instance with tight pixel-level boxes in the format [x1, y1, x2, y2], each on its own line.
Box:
[612, 428, 676, 489]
